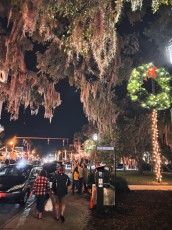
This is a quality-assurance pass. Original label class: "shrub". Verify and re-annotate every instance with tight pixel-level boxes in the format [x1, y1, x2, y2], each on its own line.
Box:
[88, 171, 129, 195]
[142, 162, 152, 171]
[110, 175, 130, 195]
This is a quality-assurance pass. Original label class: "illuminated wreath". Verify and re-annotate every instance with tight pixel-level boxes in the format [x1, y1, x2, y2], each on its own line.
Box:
[127, 63, 172, 110]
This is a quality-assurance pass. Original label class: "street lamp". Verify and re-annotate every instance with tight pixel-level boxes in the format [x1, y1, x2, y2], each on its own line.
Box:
[9, 140, 15, 160]
[9, 141, 14, 145]
[0, 124, 4, 133]
[32, 150, 35, 155]
[93, 133, 98, 142]
[166, 40, 172, 64]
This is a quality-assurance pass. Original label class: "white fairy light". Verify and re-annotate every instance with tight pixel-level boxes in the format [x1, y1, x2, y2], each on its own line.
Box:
[152, 109, 162, 182]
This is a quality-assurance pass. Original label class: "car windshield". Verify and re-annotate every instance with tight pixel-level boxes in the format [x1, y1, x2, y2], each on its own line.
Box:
[0, 166, 31, 177]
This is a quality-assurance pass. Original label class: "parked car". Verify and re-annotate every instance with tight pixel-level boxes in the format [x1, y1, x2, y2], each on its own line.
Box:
[32, 160, 41, 166]
[116, 164, 124, 170]
[0, 161, 5, 168]
[0, 159, 16, 168]
[43, 161, 61, 181]
[0, 164, 42, 205]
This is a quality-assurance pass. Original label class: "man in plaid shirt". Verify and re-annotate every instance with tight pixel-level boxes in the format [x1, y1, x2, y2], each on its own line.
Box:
[32, 176, 50, 195]
[30, 169, 50, 219]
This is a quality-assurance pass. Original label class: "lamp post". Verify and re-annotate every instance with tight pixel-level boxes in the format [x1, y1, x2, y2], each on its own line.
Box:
[64, 149, 67, 161]
[166, 40, 172, 64]
[93, 133, 98, 167]
[9, 140, 15, 160]
[70, 151, 73, 163]
[58, 150, 61, 162]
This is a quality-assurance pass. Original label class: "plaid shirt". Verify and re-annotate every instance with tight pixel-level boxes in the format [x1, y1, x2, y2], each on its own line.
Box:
[32, 176, 50, 196]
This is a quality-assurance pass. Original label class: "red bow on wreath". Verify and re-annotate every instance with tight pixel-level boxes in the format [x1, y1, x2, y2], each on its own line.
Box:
[144, 67, 158, 81]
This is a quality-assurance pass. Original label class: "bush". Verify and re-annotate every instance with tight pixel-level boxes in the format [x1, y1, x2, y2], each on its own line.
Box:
[88, 171, 129, 195]
[110, 175, 130, 195]
[103, 170, 112, 183]
[142, 162, 152, 171]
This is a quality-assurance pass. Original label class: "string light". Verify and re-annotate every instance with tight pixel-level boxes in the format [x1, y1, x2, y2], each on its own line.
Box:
[127, 63, 172, 110]
[127, 63, 172, 182]
[152, 109, 162, 182]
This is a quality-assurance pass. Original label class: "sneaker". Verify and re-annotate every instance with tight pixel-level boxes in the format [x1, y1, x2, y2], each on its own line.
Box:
[60, 215, 65, 222]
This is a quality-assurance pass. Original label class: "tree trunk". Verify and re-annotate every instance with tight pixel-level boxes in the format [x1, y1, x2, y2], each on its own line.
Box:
[136, 154, 143, 174]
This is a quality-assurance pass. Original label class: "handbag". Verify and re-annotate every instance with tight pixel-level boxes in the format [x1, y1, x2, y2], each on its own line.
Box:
[45, 197, 53, 211]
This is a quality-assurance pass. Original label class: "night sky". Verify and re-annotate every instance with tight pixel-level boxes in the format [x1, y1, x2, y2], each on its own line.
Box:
[0, 34, 88, 152]
[0, 79, 88, 150]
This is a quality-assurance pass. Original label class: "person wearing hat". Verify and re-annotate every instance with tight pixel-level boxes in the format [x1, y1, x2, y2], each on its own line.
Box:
[52, 166, 71, 222]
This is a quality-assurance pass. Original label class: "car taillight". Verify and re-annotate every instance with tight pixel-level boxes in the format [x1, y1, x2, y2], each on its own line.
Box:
[0, 192, 7, 198]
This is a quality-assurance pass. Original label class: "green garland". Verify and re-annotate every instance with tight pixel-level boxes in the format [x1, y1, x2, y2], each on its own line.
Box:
[127, 63, 172, 110]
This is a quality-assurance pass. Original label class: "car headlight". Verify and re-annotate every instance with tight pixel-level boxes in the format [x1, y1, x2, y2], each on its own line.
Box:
[7, 183, 25, 192]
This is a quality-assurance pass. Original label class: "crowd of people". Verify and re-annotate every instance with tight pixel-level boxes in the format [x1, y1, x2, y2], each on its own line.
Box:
[29, 161, 89, 222]
[71, 161, 88, 195]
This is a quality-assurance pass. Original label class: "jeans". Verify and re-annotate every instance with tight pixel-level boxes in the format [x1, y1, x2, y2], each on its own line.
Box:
[36, 194, 47, 212]
[78, 177, 83, 194]
[72, 180, 79, 193]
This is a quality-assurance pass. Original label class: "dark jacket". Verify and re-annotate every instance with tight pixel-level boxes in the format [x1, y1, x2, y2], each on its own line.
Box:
[52, 173, 71, 196]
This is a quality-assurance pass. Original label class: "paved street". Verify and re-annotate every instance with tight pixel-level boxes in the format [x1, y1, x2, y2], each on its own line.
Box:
[0, 196, 35, 229]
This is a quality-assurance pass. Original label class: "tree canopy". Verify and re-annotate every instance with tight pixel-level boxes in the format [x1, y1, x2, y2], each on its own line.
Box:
[0, 0, 172, 137]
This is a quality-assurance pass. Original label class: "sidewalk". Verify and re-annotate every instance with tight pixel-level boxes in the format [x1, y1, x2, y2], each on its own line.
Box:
[2, 185, 172, 230]
[2, 192, 90, 230]
[129, 184, 172, 190]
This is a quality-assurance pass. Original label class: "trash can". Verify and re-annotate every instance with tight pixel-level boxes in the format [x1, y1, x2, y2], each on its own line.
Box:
[90, 183, 115, 209]
[103, 183, 115, 206]
[91, 165, 116, 211]
[95, 168, 104, 210]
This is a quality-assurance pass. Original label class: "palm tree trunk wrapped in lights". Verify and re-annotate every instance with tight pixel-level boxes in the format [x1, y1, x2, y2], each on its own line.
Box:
[128, 63, 172, 182]
[152, 109, 162, 182]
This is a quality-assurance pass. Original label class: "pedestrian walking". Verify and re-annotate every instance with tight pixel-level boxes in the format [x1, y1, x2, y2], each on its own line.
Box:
[29, 169, 51, 219]
[83, 163, 88, 192]
[78, 163, 84, 194]
[72, 166, 79, 194]
[5, 159, 9, 166]
[72, 161, 78, 173]
[52, 166, 71, 222]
